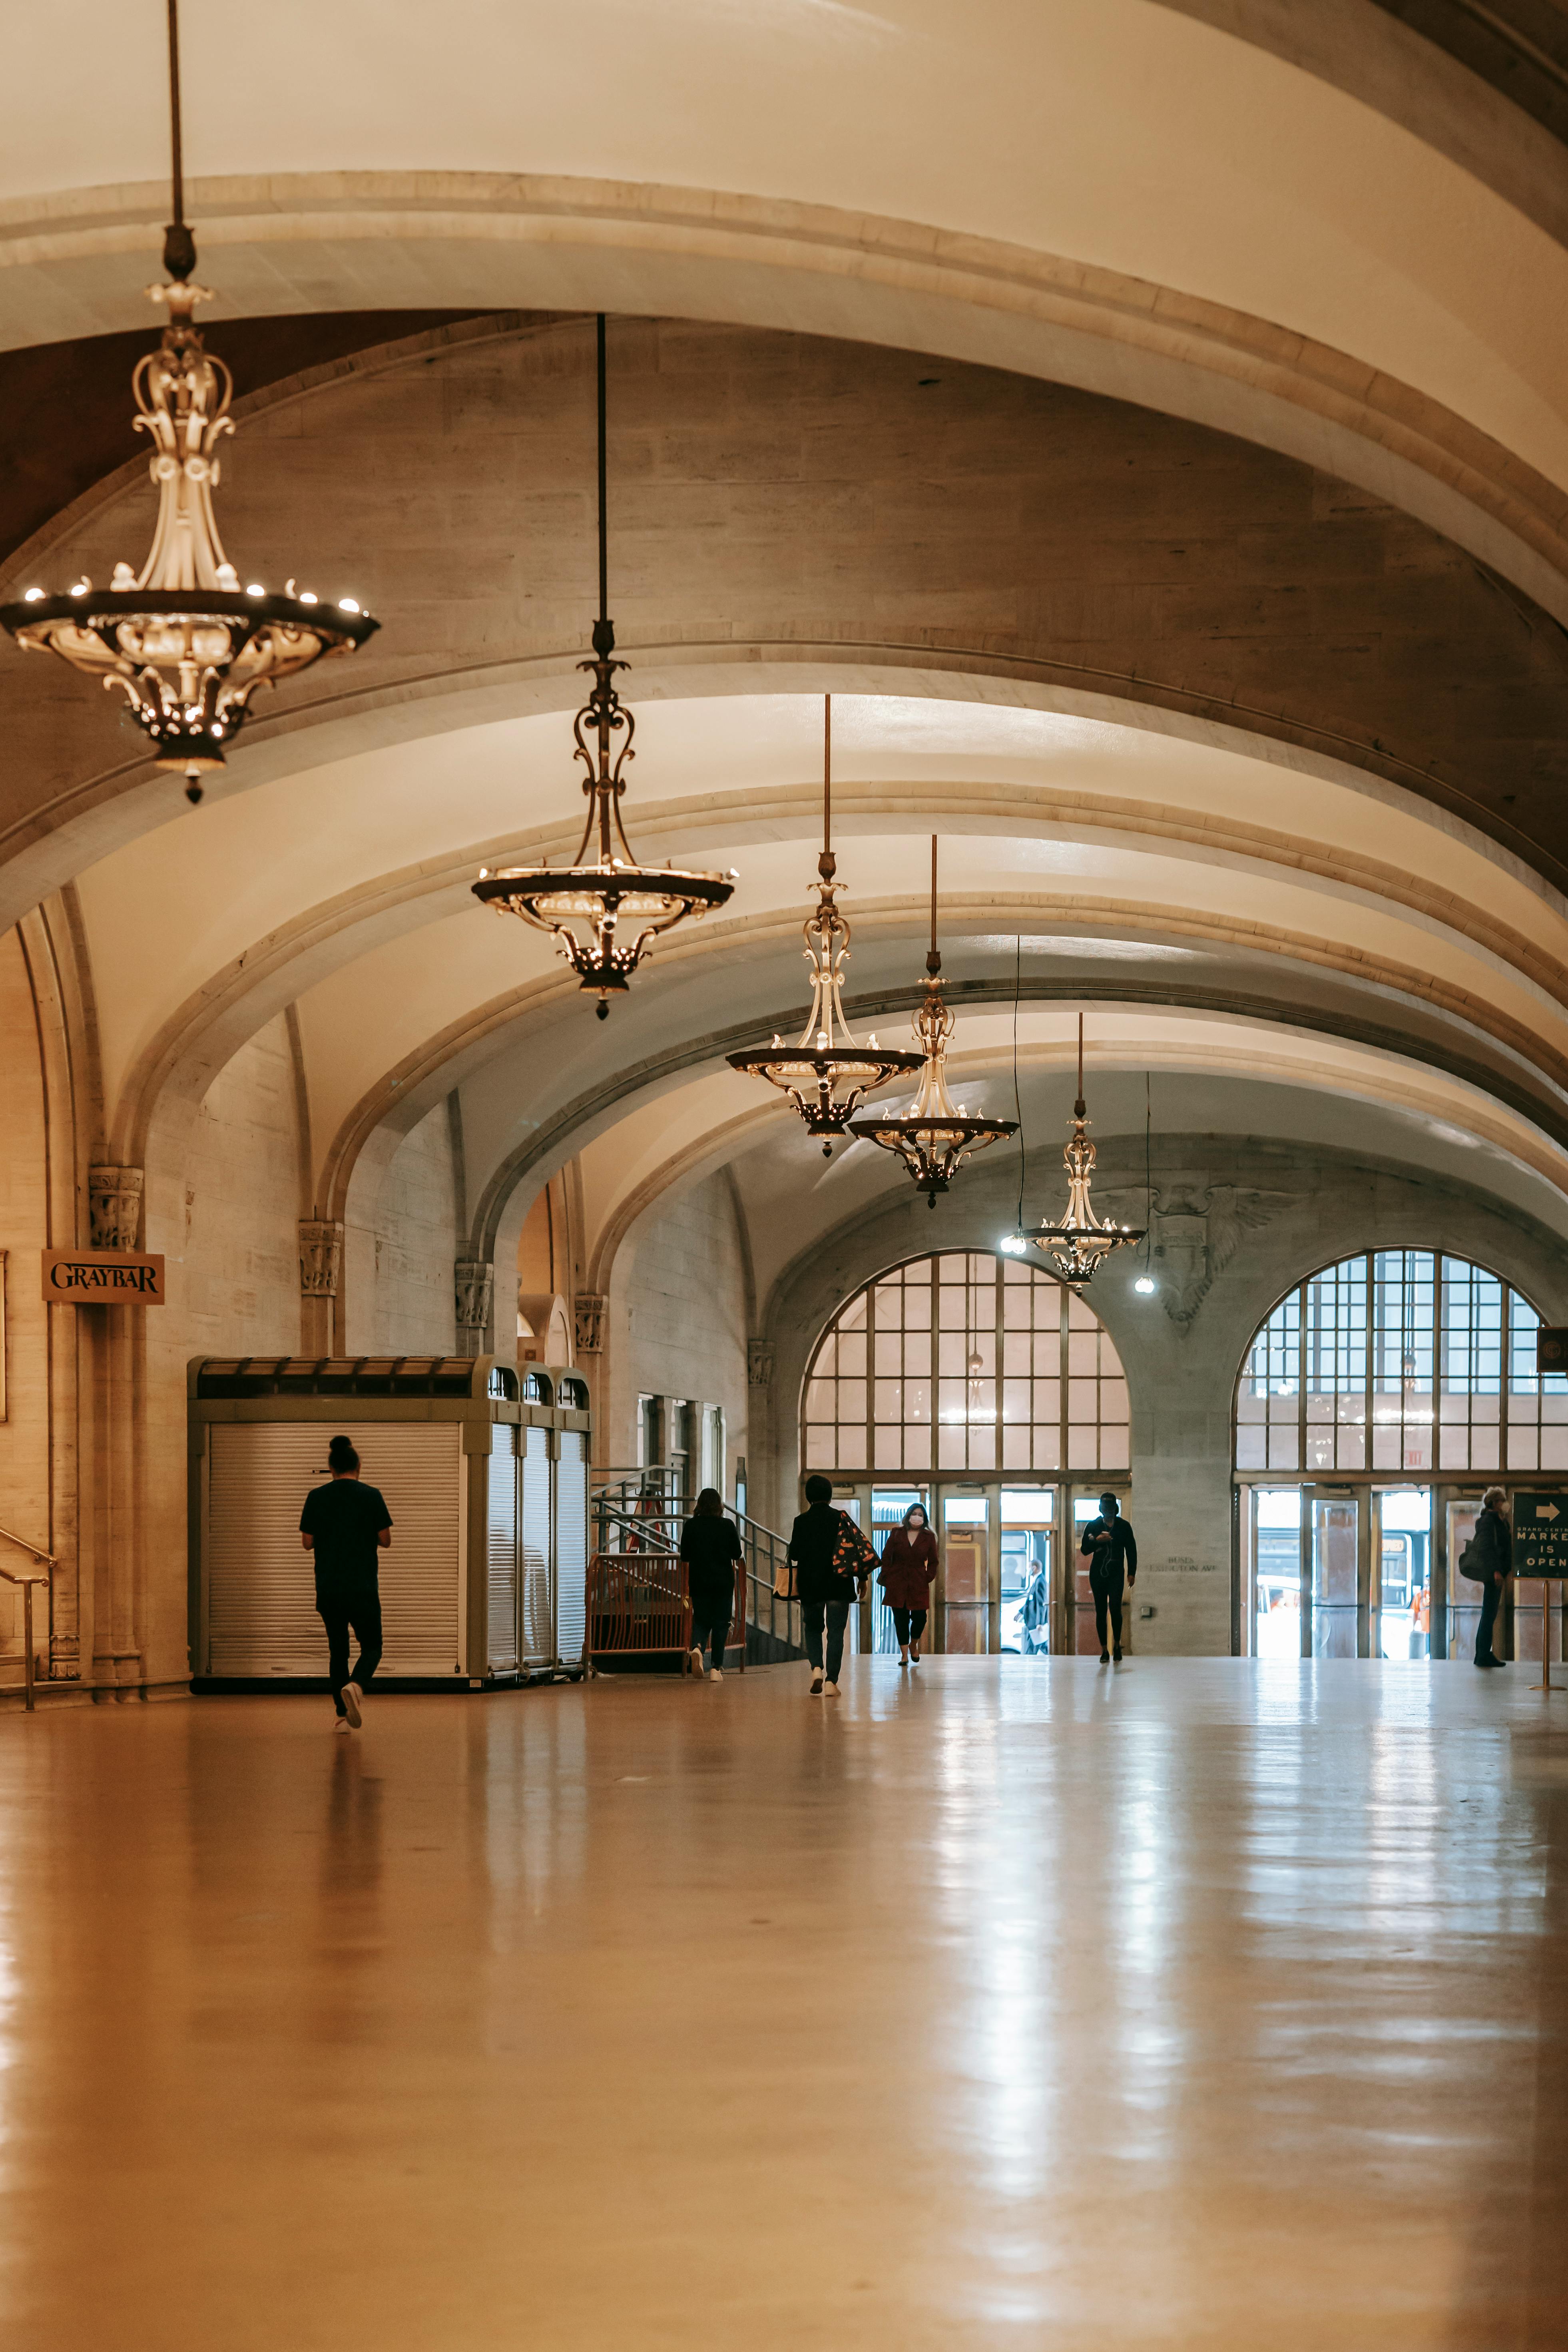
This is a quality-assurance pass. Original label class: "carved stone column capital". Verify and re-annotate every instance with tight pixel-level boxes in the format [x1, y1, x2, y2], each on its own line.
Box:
[88, 1166, 144, 1251]
[574, 1292, 608, 1355]
[747, 1337, 775, 1388]
[455, 1259, 494, 1358]
[299, 1220, 344, 1298]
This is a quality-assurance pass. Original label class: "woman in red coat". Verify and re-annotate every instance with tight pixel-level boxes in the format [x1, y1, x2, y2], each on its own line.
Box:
[878, 1502, 938, 1666]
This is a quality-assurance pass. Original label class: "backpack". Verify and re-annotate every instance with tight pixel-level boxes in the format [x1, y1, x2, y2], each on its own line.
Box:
[1458, 1517, 1492, 1584]
[831, 1512, 877, 1586]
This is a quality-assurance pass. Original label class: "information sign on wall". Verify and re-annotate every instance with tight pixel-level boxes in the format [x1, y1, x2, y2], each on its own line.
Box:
[42, 1248, 166, 1305]
[1512, 1492, 1568, 1577]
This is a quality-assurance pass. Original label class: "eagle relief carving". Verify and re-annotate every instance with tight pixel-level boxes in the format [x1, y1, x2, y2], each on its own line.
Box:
[1100, 1181, 1294, 1325]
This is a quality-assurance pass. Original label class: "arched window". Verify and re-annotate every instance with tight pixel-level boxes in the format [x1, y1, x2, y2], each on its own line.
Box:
[803, 1251, 1129, 1477]
[1235, 1250, 1566, 1476]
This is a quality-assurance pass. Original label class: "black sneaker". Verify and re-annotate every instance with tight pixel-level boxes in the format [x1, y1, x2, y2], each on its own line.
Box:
[1113, 1645, 1123, 1663]
[1100, 1648, 1110, 1664]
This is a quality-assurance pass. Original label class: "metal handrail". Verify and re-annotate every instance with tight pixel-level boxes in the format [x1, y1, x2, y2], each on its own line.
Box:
[0, 1527, 54, 1712]
[590, 1482, 803, 1658]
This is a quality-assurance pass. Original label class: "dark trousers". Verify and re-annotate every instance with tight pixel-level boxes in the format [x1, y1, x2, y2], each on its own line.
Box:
[803, 1598, 850, 1681]
[1475, 1575, 1504, 1664]
[691, 1608, 730, 1666]
[891, 1606, 928, 1647]
[319, 1593, 383, 1714]
[1091, 1568, 1124, 1651]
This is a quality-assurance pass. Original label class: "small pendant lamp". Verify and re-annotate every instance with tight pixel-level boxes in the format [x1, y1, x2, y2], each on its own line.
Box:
[849, 837, 1017, 1204]
[726, 696, 922, 1153]
[473, 316, 737, 1016]
[1002, 1016, 1146, 1285]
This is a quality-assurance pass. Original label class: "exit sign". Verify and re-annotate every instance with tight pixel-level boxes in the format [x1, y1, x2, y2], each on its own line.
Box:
[1513, 1492, 1568, 1577]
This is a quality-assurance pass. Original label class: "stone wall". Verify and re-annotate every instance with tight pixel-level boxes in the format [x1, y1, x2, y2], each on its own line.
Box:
[610, 1173, 750, 1491]
[345, 1101, 460, 1355]
[179, 1015, 302, 1359]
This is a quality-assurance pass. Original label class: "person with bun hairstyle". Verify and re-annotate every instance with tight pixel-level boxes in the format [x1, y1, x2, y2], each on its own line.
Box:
[300, 1435, 392, 1730]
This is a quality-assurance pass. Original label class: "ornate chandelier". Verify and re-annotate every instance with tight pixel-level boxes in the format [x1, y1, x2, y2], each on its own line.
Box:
[0, 2, 377, 804]
[727, 696, 922, 1153]
[1002, 1016, 1145, 1285]
[849, 837, 1016, 1203]
[473, 317, 736, 1016]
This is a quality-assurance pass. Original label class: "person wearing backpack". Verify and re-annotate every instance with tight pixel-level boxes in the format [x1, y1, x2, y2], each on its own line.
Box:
[1469, 1487, 1512, 1668]
[787, 1473, 872, 1696]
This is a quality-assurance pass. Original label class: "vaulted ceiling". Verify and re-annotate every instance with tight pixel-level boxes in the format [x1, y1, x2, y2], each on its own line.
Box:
[4, 0, 1566, 1304]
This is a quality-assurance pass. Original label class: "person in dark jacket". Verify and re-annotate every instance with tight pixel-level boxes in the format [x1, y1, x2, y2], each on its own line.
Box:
[300, 1434, 392, 1731]
[1473, 1486, 1512, 1668]
[878, 1502, 938, 1666]
[788, 1473, 868, 1696]
[1080, 1491, 1137, 1665]
[679, 1487, 743, 1680]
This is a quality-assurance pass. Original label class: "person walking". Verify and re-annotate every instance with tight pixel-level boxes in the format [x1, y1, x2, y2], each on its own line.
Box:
[787, 1473, 871, 1696]
[877, 1502, 938, 1666]
[1080, 1491, 1137, 1664]
[300, 1434, 392, 1731]
[680, 1487, 743, 1680]
[1472, 1486, 1512, 1668]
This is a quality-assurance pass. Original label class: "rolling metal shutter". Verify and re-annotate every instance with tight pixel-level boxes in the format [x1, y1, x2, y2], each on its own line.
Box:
[206, 1421, 462, 1676]
[520, 1424, 553, 1667]
[487, 1423, 520, 1674]
[555, 1430, 588, 1668]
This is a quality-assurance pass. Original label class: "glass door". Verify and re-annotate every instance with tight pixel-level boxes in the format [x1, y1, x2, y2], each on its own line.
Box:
[1307, 1489, 1361, 1656]
[1251, 1487, 1305, 1657]
[1444, 1493, 1486, 1660]
[868, 1485, 930, 1655]
[999, 1488, 1054, 1655]
[1070, 1487, 1134, 1655]
[1373, 1488, 1431, 1657]
[939, 1490, 990, 1653]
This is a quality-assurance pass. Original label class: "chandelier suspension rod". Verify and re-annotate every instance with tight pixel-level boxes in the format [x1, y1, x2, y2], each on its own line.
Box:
[820, 693, 835, 883]
[928, 834, 939, 973]
[595, 313, 610, 646]
[162, 0, 195, 282]
[1076, 1011, 1086, 1118]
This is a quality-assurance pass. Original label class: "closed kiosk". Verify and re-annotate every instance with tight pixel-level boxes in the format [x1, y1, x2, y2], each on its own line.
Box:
[188, 1355, 592, 1688]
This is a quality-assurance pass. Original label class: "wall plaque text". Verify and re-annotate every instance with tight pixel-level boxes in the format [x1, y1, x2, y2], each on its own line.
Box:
[42, 1248, 166, 1305]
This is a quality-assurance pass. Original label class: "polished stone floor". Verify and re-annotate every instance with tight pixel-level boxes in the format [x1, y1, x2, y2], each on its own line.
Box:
[3, 1656, 1566, 2348]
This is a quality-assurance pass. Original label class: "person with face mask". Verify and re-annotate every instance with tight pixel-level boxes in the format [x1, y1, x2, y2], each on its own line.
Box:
[877, 1501, 938, 1665]
[1079, 1491, 1137, 1664]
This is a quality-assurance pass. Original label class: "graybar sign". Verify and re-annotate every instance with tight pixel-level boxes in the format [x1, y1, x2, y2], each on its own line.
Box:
[42, 1248, 166, 1304]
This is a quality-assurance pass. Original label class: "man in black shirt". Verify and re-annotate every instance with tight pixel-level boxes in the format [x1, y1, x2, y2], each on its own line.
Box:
[300, 1434, 392, 1730]
[1080, 1492, 1137, 1665]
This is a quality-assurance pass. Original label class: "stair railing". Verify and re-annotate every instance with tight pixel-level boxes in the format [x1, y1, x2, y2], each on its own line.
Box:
[0, 1529, 56, 1712]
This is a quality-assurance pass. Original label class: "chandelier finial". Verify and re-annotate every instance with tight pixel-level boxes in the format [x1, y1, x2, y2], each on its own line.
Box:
[474, 316, 737, 1008]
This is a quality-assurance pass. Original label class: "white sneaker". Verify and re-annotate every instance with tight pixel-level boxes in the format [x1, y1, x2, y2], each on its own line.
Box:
[810, 1668, 824, 1694]
[333, 1718, 351, 1735]
[689, 1646, 705, 1676]
[823, 1680, 841, 1696]
[341, 1680, 363, 1728]
[709, 1666, 723, 1681]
